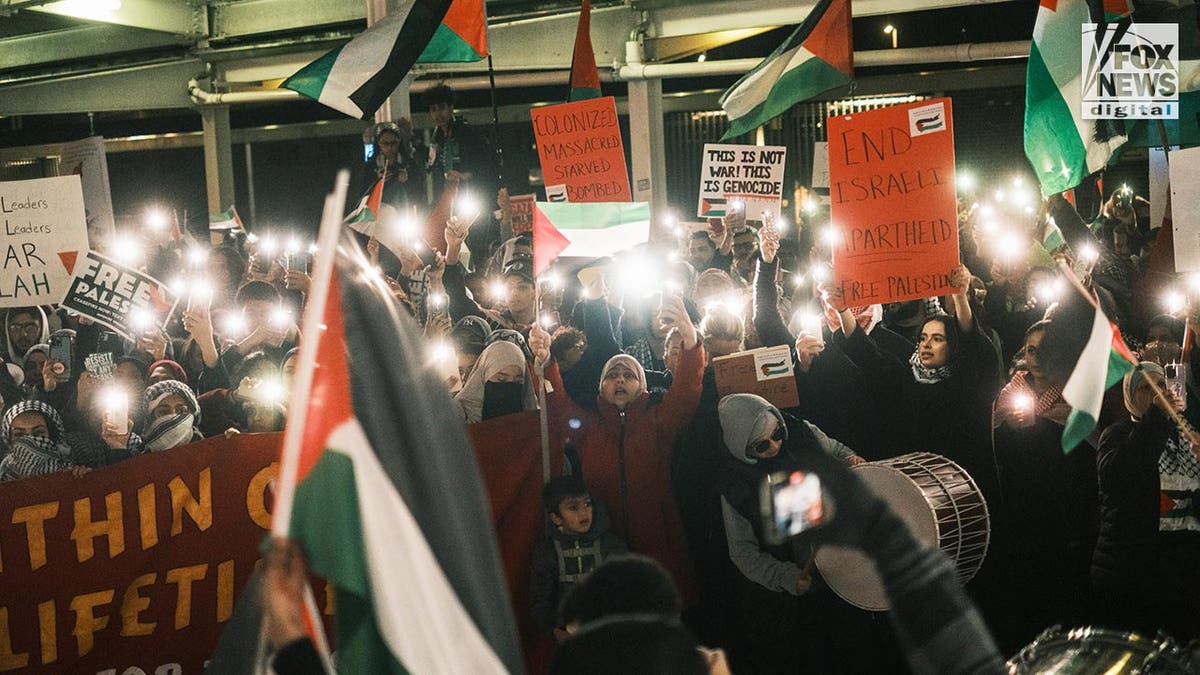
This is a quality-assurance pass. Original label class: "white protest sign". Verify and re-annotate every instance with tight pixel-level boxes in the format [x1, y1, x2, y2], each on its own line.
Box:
[0, 175, 91, 307]
[84, 352, 115, 381]
[60, 250, 179, 339]
[697, 143, 786, 224]
[811, 142, 830, 189]
[1149, 147, 1175, 230]
[1170, 145, 1200, 273]
[58, 136, 116, 244]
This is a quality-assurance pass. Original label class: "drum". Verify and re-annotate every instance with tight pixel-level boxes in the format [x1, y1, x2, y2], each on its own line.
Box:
[813, 452, 990, 611]
[1007, 626, 1198, 674]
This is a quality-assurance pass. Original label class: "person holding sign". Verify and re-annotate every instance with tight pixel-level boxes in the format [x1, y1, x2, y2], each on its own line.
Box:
[826, 265, 1002, 495]
[530, 295, 705, 603]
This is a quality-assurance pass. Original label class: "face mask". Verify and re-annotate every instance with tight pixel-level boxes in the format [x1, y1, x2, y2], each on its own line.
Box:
[482, 381, 524, 420]
[144, 413, 195, 452]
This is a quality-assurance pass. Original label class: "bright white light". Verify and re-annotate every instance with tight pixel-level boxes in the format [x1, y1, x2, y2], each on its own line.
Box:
[168, 275, 189, 295]
[821, 226, 841, 248]
[395, 215, 421, 241]
[994, 189, 1006, 202]
[776, 218, 789, 235]
[286, 237, 302, 254]
[673, 225, 685, 238]
[978, 204, 995, 218]
[109, 232, 144, 266]
[662, 210, 677, 227]
[189, 280, 214, 308]
[664, 279, 682, 293]
[541, 273, 563, 290]
[667, 250, 680, 262]
[145, 208, 169, 231]
[996, 232, 1026, 261]
[430, 341, 454, 363]
[1012, 392, 1034, 411]
[728, 199, 745, 213]
[791, 274, 806, 288]
[246, 232, 259, 244]
[540, 313, 556, 328]
[956, 171, 976, 191]
[259, 236, 279, 257]
[99, 385, 127, 413]
[489, 279, 508, 302]
[427, 292, 447, 309]
[1023, 206, 1036, 216]
[220, 312, 248, 338]
[1034, 279, 1063, 305]
[803, 200, 818, 214]
[798, 312, 823, 336]
[1011, 176, 1024, 188]
[980, 220, 1000, 235]
[1079, 243, 1100, 265]
[454, 192, 479, 219]
[129, 308, 155, 333]
[883, 24, 894, 33]
[1164, 290, 1187, 315]
[307, 242, 319, 255]
[270, 306, 293, 329]
[809, 266, 829, 283]
[186, 245, 209, 267]
[256, 379, 286, 404]
[42, 0, 123, 23]
[1188, 273, 1200, 294]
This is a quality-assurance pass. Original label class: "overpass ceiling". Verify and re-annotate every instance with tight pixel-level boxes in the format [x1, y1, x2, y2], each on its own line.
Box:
[0, 0, 1033, 116]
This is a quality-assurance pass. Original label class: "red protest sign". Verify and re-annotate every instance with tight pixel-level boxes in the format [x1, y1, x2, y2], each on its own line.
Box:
[0, 434, 293, 674]
[509, 193, 536, 236]
[530, 96, 632, 203]
[828, 98, 959, 307]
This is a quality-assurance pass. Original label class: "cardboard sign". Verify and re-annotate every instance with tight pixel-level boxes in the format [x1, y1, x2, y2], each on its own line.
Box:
[60, 251, 179, 340]
[530, 97, 632, 203]
[713, 345, 800, 410]
[0, 175, 91, 307]
[510, 193, 536, 236]
[697, 143, 786, 223]
[1149, 147, 1174, 231]
[58, 136, 116, 244]
[0, 434, 286, 675]
[828, 98, 960, 308]
[1170, 145, 1200, 273]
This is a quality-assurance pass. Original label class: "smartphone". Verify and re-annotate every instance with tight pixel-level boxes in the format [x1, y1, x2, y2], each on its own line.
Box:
[102, 391, 129, 436]
[48, 331, 73, 382]
[1165, 362, 1187, 412]
[284, 252, 311, 274]
[761, 470, 830, 545]
[1117, 185, 1133, 209]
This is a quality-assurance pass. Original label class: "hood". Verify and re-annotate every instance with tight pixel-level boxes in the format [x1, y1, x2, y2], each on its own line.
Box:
[4, 306, 49, 362]
[598, 354, 647, 394]
[1, 398, 66, 444]
[718, 393, 786, 464]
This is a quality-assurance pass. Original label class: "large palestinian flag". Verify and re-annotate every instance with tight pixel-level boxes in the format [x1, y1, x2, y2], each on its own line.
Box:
[283, 0, 488, 119]
[531, 201, 650, 275]
[209, 229, 521, 672]
[720, 0, 852, 140]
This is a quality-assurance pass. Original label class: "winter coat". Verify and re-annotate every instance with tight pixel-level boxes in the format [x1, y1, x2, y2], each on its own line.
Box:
[545, 342, 705, 598]
[530, 502, 627, 633]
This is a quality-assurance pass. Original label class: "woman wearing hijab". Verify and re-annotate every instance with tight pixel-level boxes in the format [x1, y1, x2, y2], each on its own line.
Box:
[453, 341, 537, 424]
[530, 293, 705, 603]
[0, 399, 92, 480]
[140, 380, 204, 452]
[716, 393, 861, 673]
[1093, 363, 1200, 640]
[148, 359, 189, 386]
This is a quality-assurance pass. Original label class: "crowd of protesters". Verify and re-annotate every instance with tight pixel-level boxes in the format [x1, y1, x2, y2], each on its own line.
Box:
[2, 86, 1199, 673]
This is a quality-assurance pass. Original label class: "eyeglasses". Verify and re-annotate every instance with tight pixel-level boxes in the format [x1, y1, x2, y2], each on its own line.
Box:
[7, 322, 40, 335]
[749, 425, 786, 457]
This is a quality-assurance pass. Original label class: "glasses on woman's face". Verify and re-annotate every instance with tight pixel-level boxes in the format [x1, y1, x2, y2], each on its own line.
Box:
[8, 321, 39, 335]
[749, 425, 786, 457]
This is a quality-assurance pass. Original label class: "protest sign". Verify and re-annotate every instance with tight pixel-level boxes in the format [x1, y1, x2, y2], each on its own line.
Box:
[811, 142, 830, 189]
[509, 193, 536, 236]
[1170, 145, 1200, 273]
[60, 251, 179, 340]
[0, 176, 91, 307]
[531, 96, 632, 203]
[58, 136, 116, 244]
[1149, 147, 1173, 230]
[827, 98, 960, 307]
[712, 345, 800, 409]
[84, 352, 115, 381]
[0, 434, 289, 675]
[697, 143, 786, 224]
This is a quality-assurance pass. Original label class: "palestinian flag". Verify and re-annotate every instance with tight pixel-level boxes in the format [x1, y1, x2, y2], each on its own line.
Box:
[720, 0, 852, 140]
[1048, 276, 1136, 452]
[283, 0, 487, 119]
[1024, 0, 1131, 196]
[568, 0, 602, 102]
[1124, 0, 1200, 148]
[345, 178, 386, 228]
[532, 201, 650, 275]
[700, 196, 727, 217]
[209, 205, 244, 232]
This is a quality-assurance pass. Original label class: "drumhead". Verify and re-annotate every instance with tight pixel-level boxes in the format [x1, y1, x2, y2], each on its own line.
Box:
[1007, 627, 1194, 674]
[814, 462, 940, 611]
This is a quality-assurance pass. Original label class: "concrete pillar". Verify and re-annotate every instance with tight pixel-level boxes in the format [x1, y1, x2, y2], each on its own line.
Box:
[200, 105, 235, 220]
[627, 78, 667, 240]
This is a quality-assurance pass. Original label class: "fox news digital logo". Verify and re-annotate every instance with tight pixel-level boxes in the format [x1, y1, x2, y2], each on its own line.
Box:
[1082, 22, 1179, 119]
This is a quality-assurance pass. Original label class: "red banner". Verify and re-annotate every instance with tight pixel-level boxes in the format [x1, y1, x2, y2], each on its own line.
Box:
[530, 96, 632, 203]
[828, 98, 960, 307]
[0, 433, 280, 674]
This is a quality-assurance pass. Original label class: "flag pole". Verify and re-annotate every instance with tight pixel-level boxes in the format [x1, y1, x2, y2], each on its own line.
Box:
[536, 280, 551, 484]
[483, 15, 503, 184]
[1056, 260, 1199, 446]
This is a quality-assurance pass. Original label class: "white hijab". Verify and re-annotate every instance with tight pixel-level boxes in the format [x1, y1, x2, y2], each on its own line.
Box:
[454, 341, 536, 424]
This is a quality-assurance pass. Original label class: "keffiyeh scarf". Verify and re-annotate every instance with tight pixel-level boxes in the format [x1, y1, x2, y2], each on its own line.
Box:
[0, 435, 71, 481]
[909, 350, 953, 385]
